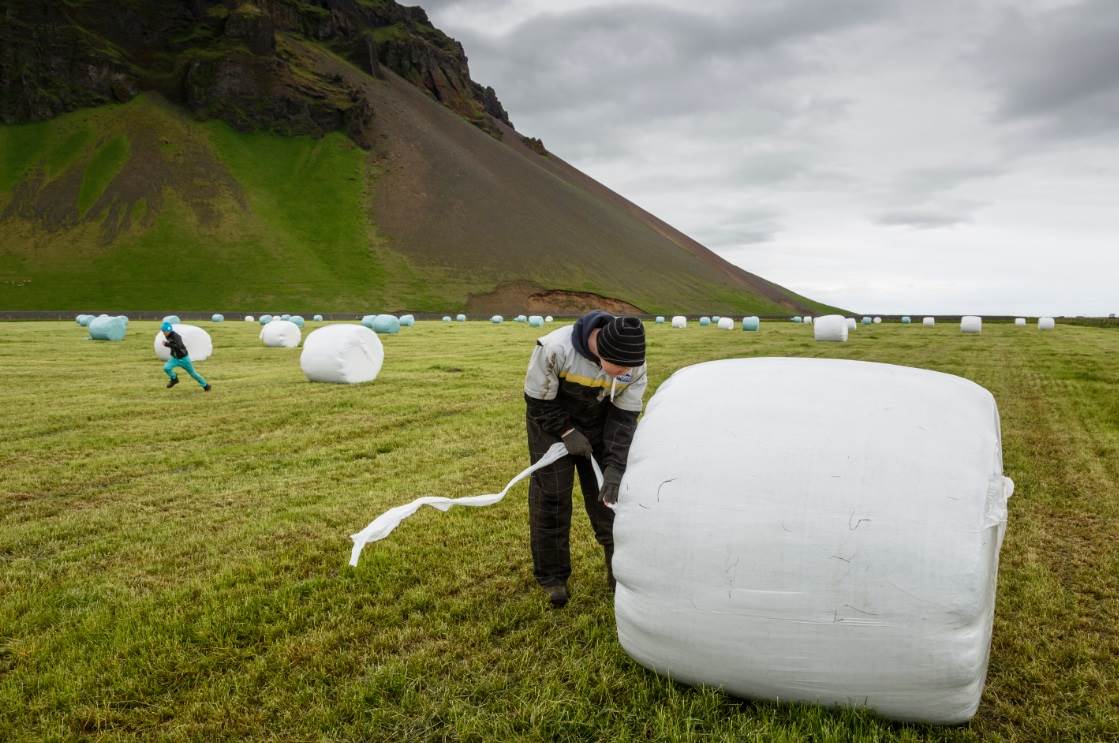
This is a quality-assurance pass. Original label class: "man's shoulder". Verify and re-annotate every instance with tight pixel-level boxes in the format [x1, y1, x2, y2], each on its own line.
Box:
[535, 324, 574, 350]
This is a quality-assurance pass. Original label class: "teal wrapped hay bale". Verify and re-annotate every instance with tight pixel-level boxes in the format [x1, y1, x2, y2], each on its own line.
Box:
[656, 316, 665, 324]
[290, 315, 305, 328]
[281, 314, 291, 321]
[862, 317, 873, 325]
[76, 314, 94, 326]
[699, 317, 711, 327]
[399, 314, 415, 327]
[456, 314, 467, 322]
[313, 314, 324, 322]
[211, 314, 224, 323]
[491, 315, 504, 324]
[372, 314, 400, 334]
[902, 316, 912, 324]
[741, 316, 760, 332]
[713, 315, 721, 323]
[792, 316, 802, 324]
[515, 314, 528, 323]
[162, 315, 181, 325]
[88, 315, 128, 342]
[259, 314, 273, 325]
[361, 315, 377, 329]
[528, 315, 545, 327]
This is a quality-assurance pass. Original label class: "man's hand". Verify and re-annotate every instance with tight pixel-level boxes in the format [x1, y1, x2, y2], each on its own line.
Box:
[162, 341, 170, 347]
[599, 467, 623, 506]
[561, 428, 593, 459]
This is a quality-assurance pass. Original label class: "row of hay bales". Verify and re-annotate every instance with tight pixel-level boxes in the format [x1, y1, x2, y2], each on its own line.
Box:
[805, 314, 1059, 342]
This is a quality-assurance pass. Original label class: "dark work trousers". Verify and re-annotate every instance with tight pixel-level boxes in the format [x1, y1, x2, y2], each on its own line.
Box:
[526, 413, 614, 587]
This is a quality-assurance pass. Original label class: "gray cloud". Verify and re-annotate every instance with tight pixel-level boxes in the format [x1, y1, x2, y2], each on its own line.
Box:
[876, 209, 973, 230]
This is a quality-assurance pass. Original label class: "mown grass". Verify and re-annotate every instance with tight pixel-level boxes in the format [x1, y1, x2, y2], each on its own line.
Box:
[1, 320, 1116, 741]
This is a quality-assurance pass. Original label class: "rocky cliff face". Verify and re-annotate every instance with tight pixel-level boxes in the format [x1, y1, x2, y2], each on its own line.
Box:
[0, 0, 511, 145]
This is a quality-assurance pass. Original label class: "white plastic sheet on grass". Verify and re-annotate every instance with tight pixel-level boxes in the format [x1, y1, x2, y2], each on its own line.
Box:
[154, 324, 212, 361]
[261, 320, 301, 348]
[349, 441, 602, 567]
[613, 357, 1014, 725]
[300, 324, 383, 384]
[813, 314, 848, 342]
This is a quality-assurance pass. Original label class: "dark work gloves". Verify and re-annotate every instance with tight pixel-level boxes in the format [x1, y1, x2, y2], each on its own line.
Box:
[561, 428, 593, 459]
[599, 466, 623, 506]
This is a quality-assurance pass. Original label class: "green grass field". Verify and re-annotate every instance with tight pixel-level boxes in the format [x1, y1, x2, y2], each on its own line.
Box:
[1, 320, 1116, 741]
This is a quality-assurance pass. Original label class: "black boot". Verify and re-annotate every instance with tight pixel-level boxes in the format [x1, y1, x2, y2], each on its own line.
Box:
[605, 544, 616, 592]
[544, 582, 569, 609]
[203, 384, 211, 392]
[166, 377, 179, 388]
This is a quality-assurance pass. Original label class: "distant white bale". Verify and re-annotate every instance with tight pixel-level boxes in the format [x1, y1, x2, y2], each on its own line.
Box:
[442, 316, 452, 322]
[300, 324, 384, 384]
[528, 315, 545, 327]
[399, 314, 415, 327]
[545, 316, 554, 323]
[211, 314, 224, 323]
[804, 316, 813, 325]
[655, 316, 666, 324]
[792, 316, 802, 324]
[813, 314, 848, 342]
[902, 316, 912, 324]
[491, 315, 504, 324]
[261, 320, 302, 348]
[862, 317, 873, 325]
[245, 315, 255, 322]
[671, 316, 687, 328]
[742, 316, 760, 332]
[88, 315, 128, 342]
[699, 317, 711, 327]
[874, 317, 882, 324]
[154, 324, 212, 361]
[1038, 317, 1056, 330]
[717, 317, 734, 330]
[313, 314, 324, 322]
[456, 314, 467, 322]
[614, 357, 1014, 725]
[1014, 318, 1026, 326]
[923, 317, 936, 327]
[846, 318, 857, 331]
[961, 316, 982, 333]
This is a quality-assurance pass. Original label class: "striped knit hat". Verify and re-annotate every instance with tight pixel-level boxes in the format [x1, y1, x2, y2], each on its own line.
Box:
[597, 316, 645, 367]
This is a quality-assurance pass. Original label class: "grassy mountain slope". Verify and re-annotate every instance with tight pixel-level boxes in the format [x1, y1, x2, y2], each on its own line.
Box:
[1, 10, 840, 315]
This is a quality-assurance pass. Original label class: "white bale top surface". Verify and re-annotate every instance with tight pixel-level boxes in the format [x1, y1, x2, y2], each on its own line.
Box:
[300, 324, 384, 384]
[613, 357, 1013, 725]
[813, 314, 849, 342]
[260, 320, 302, 348]
[153, 324, 213, 361]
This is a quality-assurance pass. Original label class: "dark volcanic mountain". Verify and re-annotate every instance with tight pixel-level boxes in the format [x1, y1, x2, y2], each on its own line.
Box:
[0, 0, 837, 315]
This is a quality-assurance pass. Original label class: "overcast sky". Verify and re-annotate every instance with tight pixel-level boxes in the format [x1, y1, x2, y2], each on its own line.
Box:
[423, 0, 1117, 315]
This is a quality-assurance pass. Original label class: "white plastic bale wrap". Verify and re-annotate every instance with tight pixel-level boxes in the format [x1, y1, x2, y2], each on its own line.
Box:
[923, 317, 936, 327]
[154, 324, 212, 361]
[300, 324, 384, 384]
[961, 316, 983, 333]
[545, 316, 554, 323]
[613, 358, 1013, 725]
[717, 317, 734, 330]
[671, 316, 687, 328]
[804, 316, 813, 325]
[656, 316, 666, 324]
[1038, 317, 1055, 330]
[813, 314, 849, 342]
[874, 317, 882, 324]
[1014, 318, 1026, 326]
[245, 315, 255, 322]
[260, 320, 302, 348]
[456, 314, 467, 322]
[846, 318, 857, 331]
[528, 315, 545, 327]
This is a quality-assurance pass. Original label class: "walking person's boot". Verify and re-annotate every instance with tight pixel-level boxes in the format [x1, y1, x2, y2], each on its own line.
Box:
[544, 582, 569, 609]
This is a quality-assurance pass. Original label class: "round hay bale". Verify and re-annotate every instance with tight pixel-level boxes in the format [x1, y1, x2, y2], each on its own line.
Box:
[261, 320, 302, 347]
[1014, 318, 1026, 326]
[456, 314, 467, 322]
[813, 314, 848, 342]
[259, 314, 274, 325]
[290, 315, 305, 328]
[545, 315, 554, 323]
[717, 317, 734, 330]
[154, 324, 212, 361]
[162, 315, 181, 325]
[88, 315, 128, 342]
[211, 314, 224, 323]
[804, 316, 813, 325]
[491, 315, 504, 324]
[528, 315, 545, 327]
[901, 316, 912, 324]
[655, 316, 665, 324]
[961, 316, 982, 333]
[873, 317, 882, 324]
[671, 315, 687, 328]
[281, 314, 291, 321]
[699, 317, 711, 327]
[742, 316, 760, 332]
[846, 318, 857, 331]
[300, 324, 384, 384]
[613, 357, 1013, 725]
[1038, 317, 1056, 330]
[76, 314, 94, 326]
[792, 316, 802, 324]
[245, 315, 255, 322]
[923, 317, 936, 327]
[862, 317, 873, 325]
[371, 314, 400, 334]
[399, 314, 415, 327]
[442, 316, 452, 322]
[313, 314, 324, 322]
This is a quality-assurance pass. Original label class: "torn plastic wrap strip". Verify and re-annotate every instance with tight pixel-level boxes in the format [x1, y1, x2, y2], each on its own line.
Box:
[349, 442, 603, 566]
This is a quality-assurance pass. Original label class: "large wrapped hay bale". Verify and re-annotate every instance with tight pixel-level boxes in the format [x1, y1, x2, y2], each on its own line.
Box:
[361, 315, 376, 329]
[371, 314, 400, 334]
[162, 315, 181, 325]
[260, 320, 302, 348]
[813, 314, 848, 342]
[259, 314, 273, 325]
[313, 314, 324, 322]
[528, 315, 545, 327]
[873, 317, 882, 324]
[290, 315, 305, 328]
[514, 314, 528, 323]
[300, 324, 384, 384]
[717, 317, 734, 330]
[211, 314, 224, 323]
[671, 316, 687, 328]
[862, 316, 873, 325]
[846, 318, 857, 331]
[742, 316, 760, 332]
[245, 315, 255, 322]
[491, 315, 504, 324]
[713, 315, 722, 323]
[656, 316, 666, 324]
[545, 315, 554, 323]
[792, 316, 802, 323]
[902, 316, 912, 324]
[442, 316, 452, 322]
[1014, 318, 1026, 326]
[961, 316, 982, 333]
[699, 316, 711, 327]
[281, 314, 291, 321]
[154, 324, 212, 361]
[88, 315, 128, 342]
[399, 314, 415, 327]
[614, 357, 1013, 724]
[923, 317, 936, 327]
[1038, 317, 1055, 330]
[804, 316, 814, 325]
[456, 314, 467, 322]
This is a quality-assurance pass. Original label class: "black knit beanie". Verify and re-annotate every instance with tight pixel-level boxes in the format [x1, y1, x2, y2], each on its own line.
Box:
[597, 316, 645, 367]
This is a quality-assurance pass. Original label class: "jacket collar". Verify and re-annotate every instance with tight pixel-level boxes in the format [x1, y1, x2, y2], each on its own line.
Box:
[570, 311, 612, 364]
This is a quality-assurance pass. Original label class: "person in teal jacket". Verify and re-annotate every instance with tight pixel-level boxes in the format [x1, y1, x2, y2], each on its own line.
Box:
[161, 321, 211, 391]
